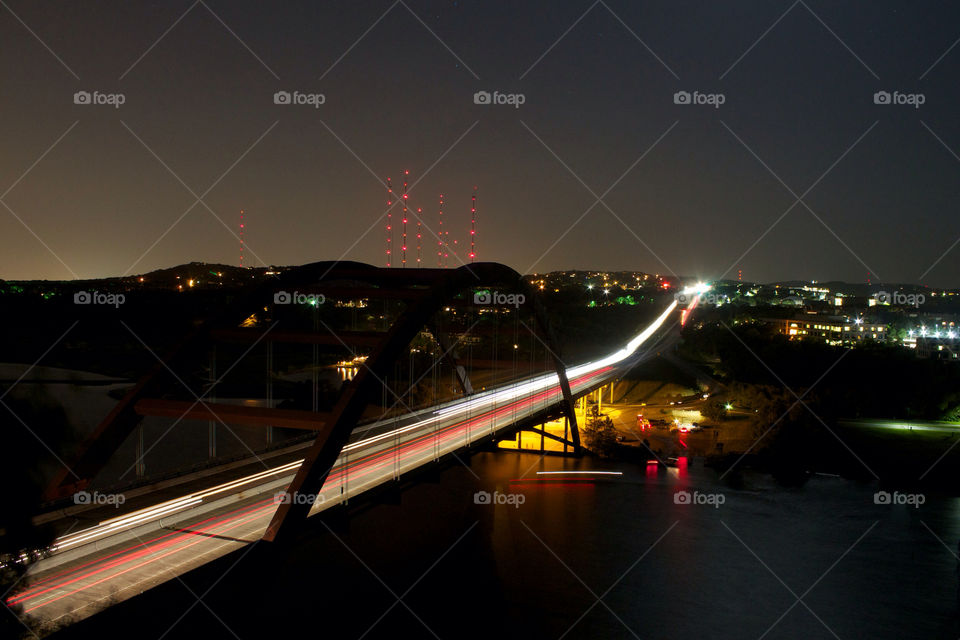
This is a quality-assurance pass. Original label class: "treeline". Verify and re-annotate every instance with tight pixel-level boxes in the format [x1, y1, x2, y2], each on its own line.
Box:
[0, 388, 78, 637]
[680, 320, 960, 421]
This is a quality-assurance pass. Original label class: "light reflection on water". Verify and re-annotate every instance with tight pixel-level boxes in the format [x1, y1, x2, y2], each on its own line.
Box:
[465, 451, 959, 639]
[64, 449, 960, 640]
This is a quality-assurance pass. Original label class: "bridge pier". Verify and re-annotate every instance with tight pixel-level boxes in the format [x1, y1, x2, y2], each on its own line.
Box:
[266, 340, 274, 446]
[208, 347, 216, 459]
[135, 424, 145, 478]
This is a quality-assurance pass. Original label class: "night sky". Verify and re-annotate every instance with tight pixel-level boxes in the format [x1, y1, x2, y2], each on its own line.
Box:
[2, 1, 960, 286]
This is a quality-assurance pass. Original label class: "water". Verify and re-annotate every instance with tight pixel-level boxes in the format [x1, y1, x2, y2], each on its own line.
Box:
[62, 450, 959, 640]
[470, 453, 957, 639]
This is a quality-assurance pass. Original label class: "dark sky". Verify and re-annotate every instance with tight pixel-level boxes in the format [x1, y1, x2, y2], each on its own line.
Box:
[2, 1, 959, 286]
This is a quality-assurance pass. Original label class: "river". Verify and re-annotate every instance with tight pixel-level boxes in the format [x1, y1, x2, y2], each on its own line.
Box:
[60, 448, 959, 640]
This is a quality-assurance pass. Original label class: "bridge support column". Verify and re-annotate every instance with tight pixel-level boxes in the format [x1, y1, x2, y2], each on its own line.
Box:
[208, 347, 216, 459]
[135, 425, 145, 479]
[266, 341, 274, 445]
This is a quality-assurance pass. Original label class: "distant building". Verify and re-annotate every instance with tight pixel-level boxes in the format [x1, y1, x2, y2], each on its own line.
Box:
[915, 336, 959, 360]
[764, 314, 887, 345]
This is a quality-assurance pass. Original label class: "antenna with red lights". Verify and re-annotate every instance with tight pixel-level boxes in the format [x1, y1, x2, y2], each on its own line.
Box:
[738, 269, 742, 282]
[386, 178, 393, 267]
[469, 186, 477, 263]
[402, 170, 409, 268]
[437, 194, 444, 267]
[416, 207, 422, 267]
[239, 209, 245, 267]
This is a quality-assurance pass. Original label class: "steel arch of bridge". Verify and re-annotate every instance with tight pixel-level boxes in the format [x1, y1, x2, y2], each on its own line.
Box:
[46, 261, 579, 541]
[262, 261, 578, 540]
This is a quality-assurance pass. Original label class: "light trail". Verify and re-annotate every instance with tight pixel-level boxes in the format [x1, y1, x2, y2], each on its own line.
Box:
[10, 300, 678, 621]
[535, 471, 623, 476]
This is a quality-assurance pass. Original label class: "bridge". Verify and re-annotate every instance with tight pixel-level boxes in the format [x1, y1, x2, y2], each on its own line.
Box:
[7, 261, 682, 632]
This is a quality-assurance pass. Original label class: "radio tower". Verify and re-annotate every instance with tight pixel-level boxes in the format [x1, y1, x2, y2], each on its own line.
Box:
[402, 170, 409, 268]
[437, 194, 444, 267]
[416, 208, 422, 267]
[469, 186, 477, 263]
[239, 209, 245, 267]
[386, 178, 393, 267]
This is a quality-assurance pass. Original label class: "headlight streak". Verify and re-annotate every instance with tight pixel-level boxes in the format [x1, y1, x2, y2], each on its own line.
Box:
[40, 302, 677, 565]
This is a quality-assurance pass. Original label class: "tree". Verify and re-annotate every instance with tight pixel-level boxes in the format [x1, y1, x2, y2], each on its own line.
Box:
[583, 414, 618, 458]
[701, 399, 728, 422]
[1, 387, 77, 638]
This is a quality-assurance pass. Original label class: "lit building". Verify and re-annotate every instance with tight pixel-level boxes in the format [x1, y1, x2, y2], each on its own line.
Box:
[764, 315, 886, 345]
[915, 336, 959, 360]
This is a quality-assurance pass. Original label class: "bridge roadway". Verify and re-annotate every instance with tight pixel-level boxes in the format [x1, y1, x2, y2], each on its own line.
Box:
[9, 302, 678, 629]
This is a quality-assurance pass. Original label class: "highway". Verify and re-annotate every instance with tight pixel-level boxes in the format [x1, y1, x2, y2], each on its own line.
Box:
[9, 300, 678, 629]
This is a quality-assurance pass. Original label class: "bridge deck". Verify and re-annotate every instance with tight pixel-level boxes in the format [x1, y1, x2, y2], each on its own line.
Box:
[10, 303, 677, 631]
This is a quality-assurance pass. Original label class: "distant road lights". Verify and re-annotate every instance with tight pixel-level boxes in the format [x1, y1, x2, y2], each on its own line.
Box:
[679, 282, 712, 297]
[949, 332, 957, 339]
[724, 403, 733, 411]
